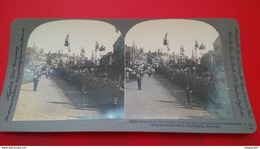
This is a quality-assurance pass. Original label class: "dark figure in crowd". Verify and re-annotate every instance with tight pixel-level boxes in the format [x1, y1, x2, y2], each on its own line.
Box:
[68, 74, 73, 87]
[148, 69, 152, 78]
[80, 84, 87, 107]
[186, 84, 192, 107]
[170, 77, 175, 86]
[45, 70, 50, 79]
[137, 76, 142, 90]
[140, 71, 144, 77]
[33, 76, 39, 91]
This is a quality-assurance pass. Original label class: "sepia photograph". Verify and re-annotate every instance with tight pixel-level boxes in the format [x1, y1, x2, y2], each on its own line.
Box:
[12, 20, 124, 121]
[0, 18, 255, 133]
[125, 19, 234, 119]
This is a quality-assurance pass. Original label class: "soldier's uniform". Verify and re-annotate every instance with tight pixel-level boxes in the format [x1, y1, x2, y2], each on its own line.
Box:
[137, 77, 142, 90]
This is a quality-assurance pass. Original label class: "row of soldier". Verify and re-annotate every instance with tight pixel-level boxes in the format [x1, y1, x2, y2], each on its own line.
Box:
[61, 66, 124, 108]
[155, 65, 216, 105]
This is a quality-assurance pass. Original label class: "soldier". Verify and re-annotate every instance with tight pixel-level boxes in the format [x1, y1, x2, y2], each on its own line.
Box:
[68, 73, 73, 87]
[148, 69, 152, 78]
[79, 84, 87, 107]
[186, 84, 192, 108]
[137, 76, 142, 90]
[45, 70, 50, 79]
[33, 75, 39, 91]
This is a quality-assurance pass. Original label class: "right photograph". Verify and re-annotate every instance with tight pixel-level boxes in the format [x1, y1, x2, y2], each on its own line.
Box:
[124, 19, 234, 119]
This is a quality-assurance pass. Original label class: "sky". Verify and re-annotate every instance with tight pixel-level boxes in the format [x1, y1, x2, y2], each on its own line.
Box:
[27, 20, 121, 59]
[28, 19, 219, 60]
[125, 19, 219, 58]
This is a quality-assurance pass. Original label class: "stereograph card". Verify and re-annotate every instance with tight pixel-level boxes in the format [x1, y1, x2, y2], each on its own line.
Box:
[0, 19, 256, 133]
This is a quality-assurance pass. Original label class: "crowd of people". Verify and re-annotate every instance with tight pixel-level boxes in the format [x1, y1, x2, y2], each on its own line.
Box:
[60, 64, 124, 108]
[160, 64, 233, 117]
[155, 64, 216, 106]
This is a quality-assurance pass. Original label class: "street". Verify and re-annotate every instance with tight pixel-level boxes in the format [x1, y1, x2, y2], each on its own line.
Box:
[13, 71, 212, 120]
[13, 75, 118, 121]
[125, 71, 211, 119]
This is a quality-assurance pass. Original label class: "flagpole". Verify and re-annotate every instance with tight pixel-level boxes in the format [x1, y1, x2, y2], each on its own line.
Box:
[95, 41, 96, 66]
[195, 46, 197, 64]
[68, 44, 70, 56]
[195, 40, 198, 64]
[95, 48, 97, 66]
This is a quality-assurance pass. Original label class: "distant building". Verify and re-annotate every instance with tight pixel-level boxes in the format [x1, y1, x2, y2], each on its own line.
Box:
[200, 35, 223, 66]
[125, 45, 148, 67]
[112, 35, 124, 65]
[213, 35, 222, 51]
[99, 52, 113, 66]
[125, 45, 132, 67]
[25, 47, 47, 67]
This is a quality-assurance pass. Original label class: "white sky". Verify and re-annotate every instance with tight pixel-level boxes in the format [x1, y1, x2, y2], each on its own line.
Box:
[28, 19, 219, 59]
[27, 20, 121, 59]
[125, 19, 219, 58]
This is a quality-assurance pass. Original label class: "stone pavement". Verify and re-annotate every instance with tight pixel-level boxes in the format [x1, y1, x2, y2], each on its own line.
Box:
[125, 72, 211, 119]
[13, 75, 115, 121]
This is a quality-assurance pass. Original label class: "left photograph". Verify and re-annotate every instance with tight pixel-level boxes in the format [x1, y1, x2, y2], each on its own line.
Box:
[12, 20, 124, 121]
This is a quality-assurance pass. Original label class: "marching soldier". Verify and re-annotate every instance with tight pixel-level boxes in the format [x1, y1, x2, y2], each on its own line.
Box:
[33, 76, 39, 91]
[148, 69, 152, 78]
[186, 84, 192, 108]
[137, 76, 142, 90]
[79, 84, 88, 107]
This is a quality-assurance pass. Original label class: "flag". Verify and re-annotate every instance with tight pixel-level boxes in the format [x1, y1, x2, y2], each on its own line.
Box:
[195, 39, 199, 49]
[64, 34, 69, 47]
[140, 48, 143, 53]
[180, 46, 185, 54]
[163, 33, 168, 46]
[199, 43, 205, 50]
[95, 41, 99, 50]
[99, 45, 105, 51]
[81, 48, 85, 56]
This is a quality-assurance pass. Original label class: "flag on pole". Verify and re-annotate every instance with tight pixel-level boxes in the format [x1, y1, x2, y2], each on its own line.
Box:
[80, 47, 85, 57]
[64, 34, 69, 47]
[95, 41, 99, 51]
[99, 45, 105, 51]
[199, 43, 205, 50]
[81, 47, 85, 53]
[180, 46, 185, 55]
[163, 33, 168, 46]
[195, 39, 199, 49]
